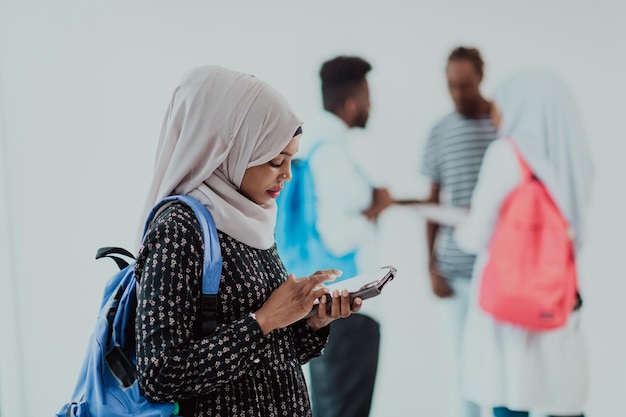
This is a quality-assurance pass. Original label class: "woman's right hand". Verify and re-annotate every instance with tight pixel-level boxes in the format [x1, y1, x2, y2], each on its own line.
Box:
[254, 270, 341, 335]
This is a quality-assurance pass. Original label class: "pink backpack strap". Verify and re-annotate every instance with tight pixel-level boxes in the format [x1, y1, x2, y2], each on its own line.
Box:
[507, 138, 533, 181]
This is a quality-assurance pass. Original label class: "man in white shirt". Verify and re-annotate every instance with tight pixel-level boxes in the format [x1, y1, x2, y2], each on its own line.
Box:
[305, 56, 393, 417]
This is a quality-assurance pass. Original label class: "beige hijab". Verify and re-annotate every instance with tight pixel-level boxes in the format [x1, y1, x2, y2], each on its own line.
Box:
[141, 66, 302, 249]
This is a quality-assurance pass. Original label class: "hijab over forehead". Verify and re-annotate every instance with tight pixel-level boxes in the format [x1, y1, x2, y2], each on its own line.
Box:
[141, 65, 302, 249]
[494, 71, 594, 248]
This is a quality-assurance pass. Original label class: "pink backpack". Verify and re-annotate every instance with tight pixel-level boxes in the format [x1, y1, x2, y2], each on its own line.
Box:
[479, 140, 578, 331]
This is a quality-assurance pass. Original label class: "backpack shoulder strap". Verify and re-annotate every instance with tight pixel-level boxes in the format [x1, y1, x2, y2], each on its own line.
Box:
[145, 195, 222, 336]
[507, 138, 533, 181]
[304, 139, 331, 161]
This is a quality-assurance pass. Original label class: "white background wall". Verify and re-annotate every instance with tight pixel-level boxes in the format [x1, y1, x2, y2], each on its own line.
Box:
[1, 1, 625, 416]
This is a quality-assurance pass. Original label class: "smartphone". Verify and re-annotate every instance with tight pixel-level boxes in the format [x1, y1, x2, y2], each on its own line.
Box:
[304, 265, 397, 319]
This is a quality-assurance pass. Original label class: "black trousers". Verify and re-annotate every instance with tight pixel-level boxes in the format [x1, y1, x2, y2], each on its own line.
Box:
[309, 313, 380, 417]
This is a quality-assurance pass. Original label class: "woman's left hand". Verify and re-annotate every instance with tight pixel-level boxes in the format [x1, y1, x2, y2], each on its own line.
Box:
[306, 290, 362, 331]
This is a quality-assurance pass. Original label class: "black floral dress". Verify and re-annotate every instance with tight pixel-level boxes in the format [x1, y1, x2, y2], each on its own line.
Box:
[135, 203, 329, 416]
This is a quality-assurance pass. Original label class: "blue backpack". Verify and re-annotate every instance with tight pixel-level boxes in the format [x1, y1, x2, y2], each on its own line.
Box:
[57, 195, 222, 417]
[275, 142, 357, 280]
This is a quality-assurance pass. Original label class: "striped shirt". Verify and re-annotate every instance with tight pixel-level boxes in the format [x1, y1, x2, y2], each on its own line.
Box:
[421, 112, 497, 279]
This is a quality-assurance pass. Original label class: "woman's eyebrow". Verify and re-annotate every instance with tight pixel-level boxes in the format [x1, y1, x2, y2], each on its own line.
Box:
[280, 151, 293, 157]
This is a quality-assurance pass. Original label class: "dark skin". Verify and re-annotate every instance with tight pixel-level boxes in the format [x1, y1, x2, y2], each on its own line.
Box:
[396, 58, 491, 298]
[255, 269, 361, 334]
[424, 185, 454, 298]
[333, 78, 394, 221]
[446, 59, 491, 118]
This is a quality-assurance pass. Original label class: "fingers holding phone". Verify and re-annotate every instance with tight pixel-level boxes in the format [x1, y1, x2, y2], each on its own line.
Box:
[307, 289, 362, 331]
[254, 269, 341, 335]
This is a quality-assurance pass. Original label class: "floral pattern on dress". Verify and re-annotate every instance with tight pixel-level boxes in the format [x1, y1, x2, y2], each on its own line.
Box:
[135, 203, 329, 416]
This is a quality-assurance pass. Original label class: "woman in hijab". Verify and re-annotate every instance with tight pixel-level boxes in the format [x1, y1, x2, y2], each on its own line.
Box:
[135, 66, 360, 416]
[454, 71, 594, 417]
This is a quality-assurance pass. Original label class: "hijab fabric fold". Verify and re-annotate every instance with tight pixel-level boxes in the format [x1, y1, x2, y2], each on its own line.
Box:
[141, 66, 302, 249]
[495, 71, 594, 249]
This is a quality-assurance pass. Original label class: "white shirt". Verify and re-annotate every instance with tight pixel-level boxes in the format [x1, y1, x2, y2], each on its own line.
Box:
[303, 112, 382, 313]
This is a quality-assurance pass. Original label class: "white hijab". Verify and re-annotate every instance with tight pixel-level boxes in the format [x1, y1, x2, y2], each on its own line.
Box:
[141, 66, 302, 249]
[494, 71, 595, 249]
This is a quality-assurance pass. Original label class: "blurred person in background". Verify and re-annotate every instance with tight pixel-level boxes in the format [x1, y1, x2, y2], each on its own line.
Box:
[417, 46, 496, 417]
[455, 70, 593, 417]
[304, 55, 394, 417]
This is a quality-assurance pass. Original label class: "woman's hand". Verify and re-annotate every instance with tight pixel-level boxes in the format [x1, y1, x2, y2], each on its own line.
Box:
[306, 290, 362, 331]
[254, 270, 341, 335]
